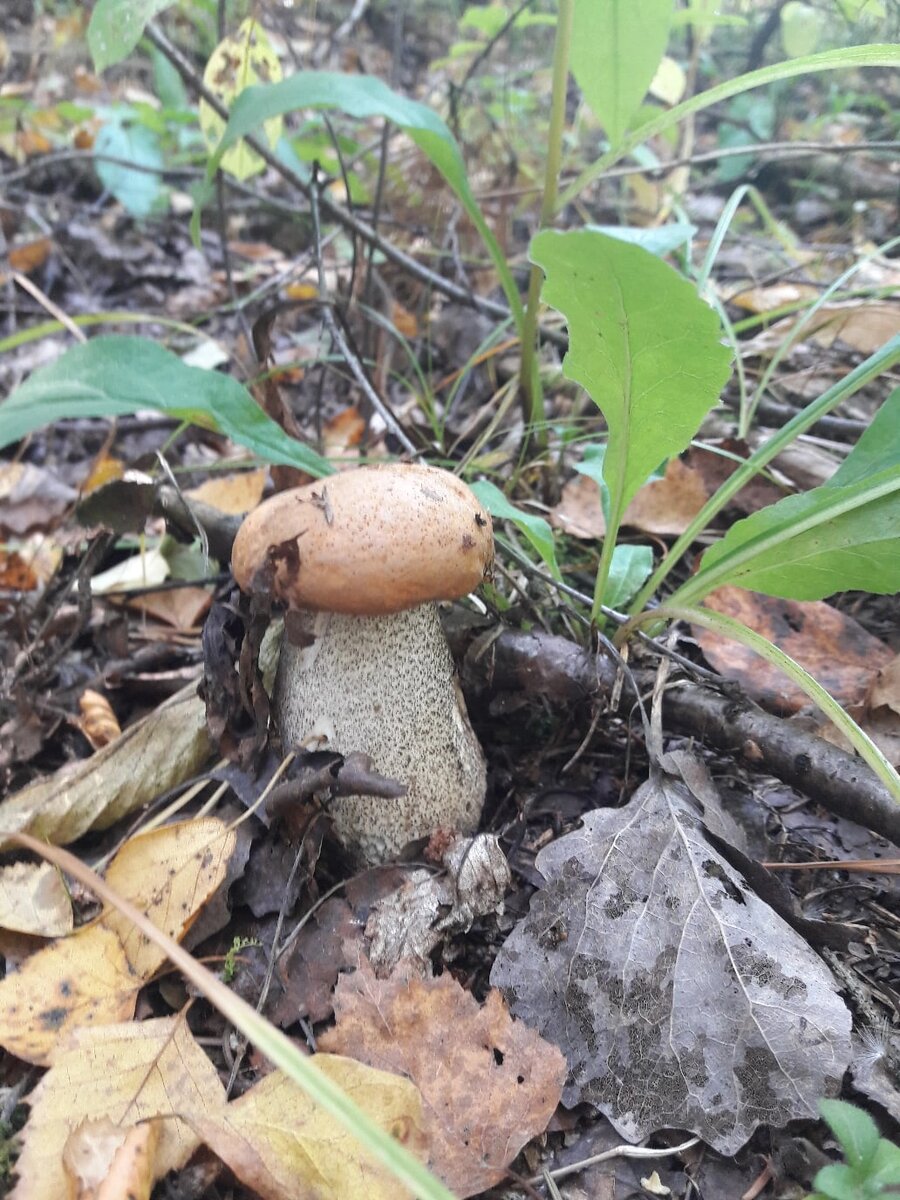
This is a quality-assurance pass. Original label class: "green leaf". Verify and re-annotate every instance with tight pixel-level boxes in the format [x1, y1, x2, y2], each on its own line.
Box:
[0, 336, 332, 479]
[682, 468, 900, 602]
[559, 43, 900, 210]
[88, 0, 176, 72]
[206, 72, 523, 329]
[530, 229, 732, 539]
[94, 116, 165, 218]
[819, 1100, 881, 1172]
[470, 480, 561, 580]
[679, 389, 900, 604]
[811, 1163, 865, 1200]
[571, 0, 674, 146]
[586, 222, 695, 256]
[867, 1136, 900, 1187]
[781, 1, 825, 57]
[604, 544, 654, 610]
[829, 387, 900, 487]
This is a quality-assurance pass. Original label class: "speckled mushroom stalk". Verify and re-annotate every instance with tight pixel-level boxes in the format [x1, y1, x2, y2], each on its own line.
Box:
[231, 463, 493, 864]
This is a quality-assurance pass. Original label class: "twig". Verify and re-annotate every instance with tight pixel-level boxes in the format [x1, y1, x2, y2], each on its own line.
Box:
[307, 167, 421, 457]
[530, 1134, 701, 1186]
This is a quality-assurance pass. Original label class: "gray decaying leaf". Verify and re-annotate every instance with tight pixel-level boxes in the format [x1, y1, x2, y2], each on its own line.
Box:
[490, 764, 852, 1154]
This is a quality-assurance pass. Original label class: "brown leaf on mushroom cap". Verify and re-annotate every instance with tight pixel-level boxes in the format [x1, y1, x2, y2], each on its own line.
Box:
[231, 464, 493, 615]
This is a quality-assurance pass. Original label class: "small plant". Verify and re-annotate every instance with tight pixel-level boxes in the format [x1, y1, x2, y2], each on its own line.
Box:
[810, 1099, 900, 1200]
[222, 935, 260, 984]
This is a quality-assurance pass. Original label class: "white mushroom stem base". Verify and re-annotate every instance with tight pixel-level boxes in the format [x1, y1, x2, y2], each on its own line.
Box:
[274, 605, 486, 864]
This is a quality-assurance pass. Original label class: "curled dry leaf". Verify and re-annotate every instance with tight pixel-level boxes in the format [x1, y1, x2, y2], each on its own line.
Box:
[0, 861, 73, 937]
[194, 1057, 428, 1200]
[365, 833, 511, 975]
[694, 586, 894, 713]
[490, 760, 852, 1155]
[320, 956, 566, 1198]
[62, 1118, 160, 1200]
[77, 688, 121, 750]
[12, 1017, 226, 1200]
[0, 686, 211, 848]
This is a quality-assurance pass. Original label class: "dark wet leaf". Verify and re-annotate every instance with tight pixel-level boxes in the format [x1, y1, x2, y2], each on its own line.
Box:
[490, 759, 852, 1154]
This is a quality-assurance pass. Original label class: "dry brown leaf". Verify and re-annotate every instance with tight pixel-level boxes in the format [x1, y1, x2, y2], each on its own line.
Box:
[101, 818, 236, 979]
[0, 686, 211, 848]
[8, 236, 52, 274]
[63, 1118, 160, 1200]
[0, 462, 78, 536]
[693, 587, 894, 714]
[0, 926, 138, 1065]
[124, 585, 213, 631]
[195, 1057, 428, 1200]
[0, 861, 73, 937]
[12, 1017, 226, 1200]
[551, 457, 709, 539]
[324, 406, 366, 455]
[320, 958, 566, 1198]
[729, 282, 820, 314]
[81, 455, 125, 495]
[186, 468, 268, 515]
[809, 302, 900, 354]
[867, 654, 900, 717]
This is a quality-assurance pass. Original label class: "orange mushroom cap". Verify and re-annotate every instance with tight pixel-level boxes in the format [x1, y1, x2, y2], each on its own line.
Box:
[231, 463, 493, 616]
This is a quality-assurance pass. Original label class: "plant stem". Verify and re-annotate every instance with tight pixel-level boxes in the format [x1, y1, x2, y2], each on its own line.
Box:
[518, 0, 574, 445]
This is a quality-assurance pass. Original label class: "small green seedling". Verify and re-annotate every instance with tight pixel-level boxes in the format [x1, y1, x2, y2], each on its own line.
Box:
[810, 1099, 900, 1200]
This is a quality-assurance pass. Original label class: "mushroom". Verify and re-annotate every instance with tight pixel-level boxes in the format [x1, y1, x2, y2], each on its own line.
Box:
[231, 463, 493, 863]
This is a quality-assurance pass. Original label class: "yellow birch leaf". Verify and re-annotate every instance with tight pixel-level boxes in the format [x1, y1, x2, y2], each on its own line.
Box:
[0, 926, 138, 1065]
[193, 1056, 428, 1200]
[12, 1017, 226, 1200]
[101, 818, 236, 979]
[200, 19, 283, 181]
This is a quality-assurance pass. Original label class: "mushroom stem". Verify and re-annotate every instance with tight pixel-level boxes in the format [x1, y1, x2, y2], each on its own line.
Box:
[275, 605, 486, 863]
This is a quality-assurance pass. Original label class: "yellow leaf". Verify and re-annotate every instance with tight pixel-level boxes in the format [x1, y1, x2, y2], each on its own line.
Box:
[194, 1056, 428, 1200]
[649, 55, 686, 106]
[12, 1017, 226, 1200]
[0, 861, 73, 937]
[200, 19, 283, 181]
[0, 926, 138, 1065]
[187, 467, 268, 514]
[101, 818, 236, 979]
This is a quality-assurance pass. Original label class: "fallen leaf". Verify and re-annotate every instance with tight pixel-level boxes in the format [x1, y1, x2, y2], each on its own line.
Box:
[101, 818, 237, 979]
[0, 926, 138, 1065]
[551, 457, 709, 539]
[0, 686, 211, 847]
[187, 468, 268, 515]
[12, 1017, 225, 1200]
[124, 585, 212, 630]
[62, 1118, 159, 1200]
[0, 862, 73, 937]
[320, 958, 566, 1197]
[324, 406, 366, 455]
[76, 689, 121, 751]
[693, 587, 894, 713]
[0, 462, 77, 536]
[867, 653, 900, 716]
[8, 236, 52, 274]
[195, 1057, 428, 1200]
[81, 454, 125, 495]
[729, 282, 820, 314]
[491, 760, 852, 1155]
[364, 833, 511, 976]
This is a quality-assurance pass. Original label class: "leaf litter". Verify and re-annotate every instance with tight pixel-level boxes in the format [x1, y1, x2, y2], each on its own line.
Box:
[490, 753, 853, 1154]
